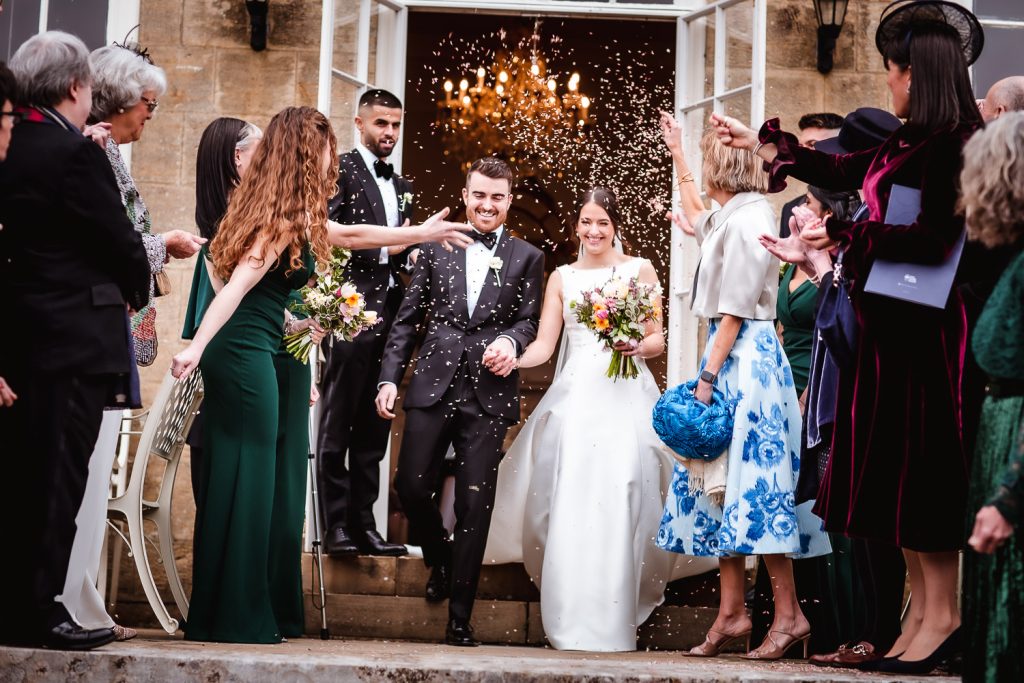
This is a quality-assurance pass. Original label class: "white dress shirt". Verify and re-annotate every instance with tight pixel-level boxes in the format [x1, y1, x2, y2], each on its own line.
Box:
[355, 142, 400, 267]
[466, 225, 503, 316]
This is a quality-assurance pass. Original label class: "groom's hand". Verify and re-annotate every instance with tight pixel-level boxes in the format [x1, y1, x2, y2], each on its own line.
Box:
[375, 383, 398, 419]
[482, 337, 517, 377]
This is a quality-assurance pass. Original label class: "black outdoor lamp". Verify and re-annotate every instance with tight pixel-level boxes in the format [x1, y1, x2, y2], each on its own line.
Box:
[813, 0, 849, 74]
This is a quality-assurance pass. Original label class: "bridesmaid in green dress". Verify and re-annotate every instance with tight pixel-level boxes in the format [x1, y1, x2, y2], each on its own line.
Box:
[959, 112, 1024, 683]
[171, 106, 472, 643]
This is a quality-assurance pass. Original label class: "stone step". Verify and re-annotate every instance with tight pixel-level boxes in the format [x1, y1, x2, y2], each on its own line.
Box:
[0, 633, 958, 683]
[301, 555, 729, 650]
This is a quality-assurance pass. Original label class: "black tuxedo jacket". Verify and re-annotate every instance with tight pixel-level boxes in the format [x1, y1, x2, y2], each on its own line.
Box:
[379, 231, 545, 421]
[327, 149, 415, 314]
[0, 113, 150, 376]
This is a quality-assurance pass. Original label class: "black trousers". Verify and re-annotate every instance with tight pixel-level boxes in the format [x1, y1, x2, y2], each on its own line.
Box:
[317, 287, 401, 534]
[393, 368, 511, 622]
[0, 368, 112, 638]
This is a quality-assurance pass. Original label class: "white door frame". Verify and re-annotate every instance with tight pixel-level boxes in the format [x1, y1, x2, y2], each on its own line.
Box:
[313, 0, 766, 541]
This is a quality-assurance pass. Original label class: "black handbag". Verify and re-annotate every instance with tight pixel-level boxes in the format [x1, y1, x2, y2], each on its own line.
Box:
[816, 249, 859, 369]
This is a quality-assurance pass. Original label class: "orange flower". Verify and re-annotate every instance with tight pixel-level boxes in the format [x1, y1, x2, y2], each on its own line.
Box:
[593, 315, 611, 331]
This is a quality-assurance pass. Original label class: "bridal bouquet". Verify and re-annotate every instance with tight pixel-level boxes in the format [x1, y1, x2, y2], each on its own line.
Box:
[283, 247, 380, 363]
[569, 275, 662, 380]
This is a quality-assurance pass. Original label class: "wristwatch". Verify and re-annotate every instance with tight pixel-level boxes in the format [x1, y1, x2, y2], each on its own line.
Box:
[699, 369, 718, 385]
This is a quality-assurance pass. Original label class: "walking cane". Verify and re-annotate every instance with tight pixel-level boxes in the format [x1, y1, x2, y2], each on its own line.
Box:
[308, 345, 330, 640]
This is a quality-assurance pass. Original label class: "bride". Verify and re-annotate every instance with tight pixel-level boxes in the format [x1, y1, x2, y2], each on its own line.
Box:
[484, 187, 714, 651]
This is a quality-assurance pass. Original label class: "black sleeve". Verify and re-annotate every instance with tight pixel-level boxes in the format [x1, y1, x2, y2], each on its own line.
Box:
[62, 140, 150, 309]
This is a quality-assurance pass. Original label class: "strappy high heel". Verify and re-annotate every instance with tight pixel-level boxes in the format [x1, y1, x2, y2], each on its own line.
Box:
[741, 629, 811, 660]
[682, 628, 752, 657]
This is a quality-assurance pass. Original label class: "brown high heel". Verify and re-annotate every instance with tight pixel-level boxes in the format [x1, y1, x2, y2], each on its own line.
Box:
[682, 628, 752, 657]
[741, 629, 811, 660]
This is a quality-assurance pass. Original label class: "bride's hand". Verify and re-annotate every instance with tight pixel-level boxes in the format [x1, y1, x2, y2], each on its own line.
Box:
[613, 339, 643, 357]
[709, 113, 758, 151]
[415, 208, 473, 251]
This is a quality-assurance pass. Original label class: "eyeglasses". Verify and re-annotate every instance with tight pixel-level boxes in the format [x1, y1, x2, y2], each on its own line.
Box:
[139, 96, 159, 113]
[0, 111, 25, 125]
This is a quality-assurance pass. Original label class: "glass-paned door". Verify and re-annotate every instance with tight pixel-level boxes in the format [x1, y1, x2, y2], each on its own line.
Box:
[668, 0, 766, 385]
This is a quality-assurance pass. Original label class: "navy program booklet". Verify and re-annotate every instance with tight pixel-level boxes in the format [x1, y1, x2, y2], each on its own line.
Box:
[863, 184, 965, 309]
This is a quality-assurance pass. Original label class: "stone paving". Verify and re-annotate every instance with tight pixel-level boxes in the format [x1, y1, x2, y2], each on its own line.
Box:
[0, 632, 958, 683]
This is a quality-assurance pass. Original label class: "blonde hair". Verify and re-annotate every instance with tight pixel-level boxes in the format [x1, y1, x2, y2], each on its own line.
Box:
[211, 106, 338, 280]
[700, 129, 768, 194]
[960, 111, 1024, 248]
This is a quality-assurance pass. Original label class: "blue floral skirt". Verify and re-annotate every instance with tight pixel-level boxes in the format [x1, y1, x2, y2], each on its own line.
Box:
[658, 320, 830, 558]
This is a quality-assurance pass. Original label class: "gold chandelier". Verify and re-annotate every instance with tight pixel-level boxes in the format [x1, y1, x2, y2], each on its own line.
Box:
[436, 21, 591, 173]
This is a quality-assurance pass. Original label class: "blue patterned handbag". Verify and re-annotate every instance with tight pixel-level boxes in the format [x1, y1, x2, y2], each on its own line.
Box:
[652, 380, 737, 461]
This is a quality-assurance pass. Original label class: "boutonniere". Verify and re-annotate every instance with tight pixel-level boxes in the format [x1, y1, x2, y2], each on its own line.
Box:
[399, 191, 414, 213]
[489, 256, 504, 286]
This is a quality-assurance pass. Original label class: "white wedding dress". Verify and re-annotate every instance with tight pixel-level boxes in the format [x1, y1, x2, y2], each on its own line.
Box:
[484, 257, 716, 651]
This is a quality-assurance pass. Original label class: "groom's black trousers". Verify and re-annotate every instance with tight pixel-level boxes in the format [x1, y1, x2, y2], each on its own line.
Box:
[394, 364, 511, 622]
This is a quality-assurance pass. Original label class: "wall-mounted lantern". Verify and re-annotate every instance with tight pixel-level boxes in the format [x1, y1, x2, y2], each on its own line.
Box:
[814, 0, 849, 74]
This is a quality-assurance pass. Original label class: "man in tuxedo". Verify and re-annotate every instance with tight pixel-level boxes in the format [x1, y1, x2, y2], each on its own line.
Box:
[778, 112, 843, 237]
[318, 89, 414, 557]
[375, 157, 544, 646]
[0, 32, 150, 650]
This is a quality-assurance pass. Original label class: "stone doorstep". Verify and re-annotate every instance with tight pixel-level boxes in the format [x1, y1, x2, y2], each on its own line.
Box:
[301, 592, 725, 652]
[0, 635, 959, 683]
[300, 554, 540, 601]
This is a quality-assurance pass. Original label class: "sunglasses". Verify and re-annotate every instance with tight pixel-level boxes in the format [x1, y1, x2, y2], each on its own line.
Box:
[139, 96, 159, 113]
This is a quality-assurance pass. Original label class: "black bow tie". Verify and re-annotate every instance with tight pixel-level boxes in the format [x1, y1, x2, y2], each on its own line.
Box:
[373, 159, 394, 180]
[471, 230, 498, 249]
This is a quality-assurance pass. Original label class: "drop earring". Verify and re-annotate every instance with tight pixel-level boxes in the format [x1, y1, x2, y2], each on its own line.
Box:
[906, 83, 911, 94]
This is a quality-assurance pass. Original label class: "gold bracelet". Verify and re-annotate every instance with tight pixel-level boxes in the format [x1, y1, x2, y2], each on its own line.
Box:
[752, 141, 765, 156]
[677, 173, 695, 185]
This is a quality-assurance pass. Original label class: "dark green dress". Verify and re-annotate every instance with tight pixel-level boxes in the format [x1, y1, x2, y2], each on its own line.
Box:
[776, 264, 817, 395]
[185, 247, 313, 643]
[963, 249, 1024, 683]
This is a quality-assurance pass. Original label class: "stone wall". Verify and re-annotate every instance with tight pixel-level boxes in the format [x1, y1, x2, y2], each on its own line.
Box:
[114, 0, 891, 626]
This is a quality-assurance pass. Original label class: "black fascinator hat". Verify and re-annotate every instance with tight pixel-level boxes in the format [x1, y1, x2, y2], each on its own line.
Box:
[876, 1, 984, 66]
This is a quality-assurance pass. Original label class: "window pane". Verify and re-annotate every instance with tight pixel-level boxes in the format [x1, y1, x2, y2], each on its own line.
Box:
[47, 0, 108, 50]
[724, 0, 753, 92]
[973, 27, 1022, 97]
[687, 13, 716, 100]
[976, 0, 1024, 21]
[722, 89, 752, 128]
[0, 0, 41, 62]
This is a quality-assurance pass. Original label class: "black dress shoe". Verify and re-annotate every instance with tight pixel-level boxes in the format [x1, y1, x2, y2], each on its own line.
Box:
[425, 561, 451, 602]
[874, 628, 961, 675]
[445, 619, 480, 647]
[324, 527, 359, 556]
[356, 529, 408, 557]
[45, 621, 116, 651]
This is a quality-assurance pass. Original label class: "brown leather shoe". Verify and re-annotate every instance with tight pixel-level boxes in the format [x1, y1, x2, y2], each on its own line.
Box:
[809, 641, 882, 668]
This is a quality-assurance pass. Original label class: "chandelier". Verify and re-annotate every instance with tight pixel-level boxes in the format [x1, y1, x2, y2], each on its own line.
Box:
[436, 21, 592, 173]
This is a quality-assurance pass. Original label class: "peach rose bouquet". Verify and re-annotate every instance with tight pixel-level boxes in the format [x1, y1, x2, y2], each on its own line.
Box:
[569, 275, 661, 380]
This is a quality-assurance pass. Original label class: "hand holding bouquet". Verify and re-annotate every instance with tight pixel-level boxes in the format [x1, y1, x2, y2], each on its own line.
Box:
[570, 275, 662, 380]
[283, 247, 381, 363]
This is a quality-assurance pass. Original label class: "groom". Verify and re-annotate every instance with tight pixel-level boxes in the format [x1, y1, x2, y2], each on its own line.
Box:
[375, 157, 544, 646]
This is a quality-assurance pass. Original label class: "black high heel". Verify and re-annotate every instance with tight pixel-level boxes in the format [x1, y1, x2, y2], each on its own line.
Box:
[874, 627, 961, 675]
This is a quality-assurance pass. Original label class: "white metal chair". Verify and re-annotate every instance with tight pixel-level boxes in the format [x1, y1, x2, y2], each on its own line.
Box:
[105, 370, 203, 633]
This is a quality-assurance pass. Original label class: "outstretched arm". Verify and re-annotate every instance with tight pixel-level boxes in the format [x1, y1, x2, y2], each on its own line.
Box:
[171, 237, 282, 378]
[328, 208, 472, 251]
[660, 111, 706, 227]
[514, 270, 565, 370]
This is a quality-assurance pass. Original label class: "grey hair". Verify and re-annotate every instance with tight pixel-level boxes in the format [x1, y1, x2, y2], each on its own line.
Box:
[960, 111, 1024, 248]
[89, 44, 167, 121]
[236, 122, 263, 151]
[8, 31, 91, 108]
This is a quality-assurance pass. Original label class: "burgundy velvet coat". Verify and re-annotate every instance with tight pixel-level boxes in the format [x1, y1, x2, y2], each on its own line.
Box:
[760, 118, 987, 551]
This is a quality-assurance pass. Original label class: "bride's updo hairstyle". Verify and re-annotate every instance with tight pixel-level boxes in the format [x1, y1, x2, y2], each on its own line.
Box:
[572, 186, 632, 254]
